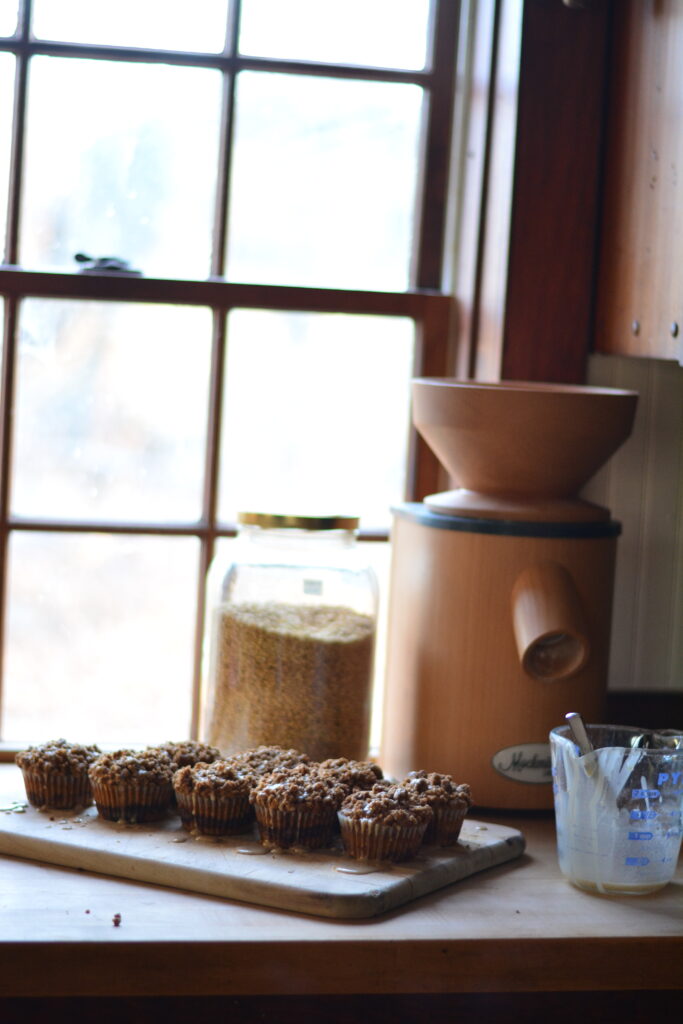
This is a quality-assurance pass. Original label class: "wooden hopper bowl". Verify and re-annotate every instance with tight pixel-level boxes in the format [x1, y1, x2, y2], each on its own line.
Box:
[412, 379, 639, 521]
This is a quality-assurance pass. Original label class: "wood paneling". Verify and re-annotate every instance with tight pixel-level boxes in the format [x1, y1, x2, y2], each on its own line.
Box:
[596, 0, 683, 362]
[583, 354, 683, 697]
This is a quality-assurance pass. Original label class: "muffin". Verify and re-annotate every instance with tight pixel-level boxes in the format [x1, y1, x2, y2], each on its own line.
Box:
[15, 739, 100, 810]
[88, 749, 175, 823]
[173, 760, 256, 836]
[250, 763, 348, 850]
[147, 740, 221, 768]
[229, 745, 311, 779]
[403, 771, 473, 846]
[338, 783, 433, 862]
[146, 740, 223, 808]
[317, 757, 383, 791]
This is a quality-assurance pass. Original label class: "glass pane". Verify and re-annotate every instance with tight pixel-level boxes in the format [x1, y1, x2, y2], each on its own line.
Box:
[32, 0, 230, 52]
[3, 532, 199, 745]
[20, 57, 222, 277]
[239, 0, 431, 70]
[218, 309, 415, 530]
[0, 53, 14, 257]
[227, 72, 423, 290]
[0, 0, 18, 36]
[11, 300, 212, 522]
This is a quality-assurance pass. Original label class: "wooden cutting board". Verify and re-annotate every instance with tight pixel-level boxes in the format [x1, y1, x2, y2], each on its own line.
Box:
[0, 797, 525, 919]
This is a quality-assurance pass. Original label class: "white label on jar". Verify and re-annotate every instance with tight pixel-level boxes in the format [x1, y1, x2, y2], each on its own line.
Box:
[303, 579, 323, 595]
[492, 743, 552, 784]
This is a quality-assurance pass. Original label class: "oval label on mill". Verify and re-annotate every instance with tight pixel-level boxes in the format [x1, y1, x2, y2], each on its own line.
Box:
[492, 743, 553, 784]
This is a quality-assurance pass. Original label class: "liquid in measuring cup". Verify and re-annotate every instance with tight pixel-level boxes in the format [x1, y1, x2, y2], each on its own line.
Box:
[550, 724, 683, 895]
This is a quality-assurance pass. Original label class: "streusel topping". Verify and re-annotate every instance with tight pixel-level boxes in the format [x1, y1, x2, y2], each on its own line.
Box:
[173, 760, 256, 796]
[148, 740, 221, 767]
[250, 764, 348, 811]
[15, 739, 100, 776]
[317, 757, 383, 790]
[88, 749, 175, 786]
[229, 745, 311, 778]
[403, 771, 473, 809]
[339, 783, 433, 828]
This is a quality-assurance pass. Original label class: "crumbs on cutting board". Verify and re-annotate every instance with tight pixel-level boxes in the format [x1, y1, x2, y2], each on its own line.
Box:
[1, 801, 27, 814]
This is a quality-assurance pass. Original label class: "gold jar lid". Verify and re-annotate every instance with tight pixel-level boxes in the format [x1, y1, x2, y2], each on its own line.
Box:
[237, 512, 359, 531]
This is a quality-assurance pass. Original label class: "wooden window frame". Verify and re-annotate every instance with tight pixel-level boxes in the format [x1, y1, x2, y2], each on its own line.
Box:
[0, 0, 458, 743]
[454, 0, 613, 385]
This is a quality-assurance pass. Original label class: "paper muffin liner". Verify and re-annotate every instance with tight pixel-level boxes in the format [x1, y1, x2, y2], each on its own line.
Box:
[422, 803, 468, 846]
[90, 779, 173, 823]
[252, 799, 338, 850]
[338, 812, 428, 862]
[20, 769, 93, 810]
[176, 791, 253, 836]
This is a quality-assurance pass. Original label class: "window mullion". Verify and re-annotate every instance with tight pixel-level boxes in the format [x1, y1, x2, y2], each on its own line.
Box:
[3, 0, 31, 266]
[210, 0, 242, 278]
[0, 297, 20, 723]
[411, 0, 460, 291]
[190, 308, 229, 734]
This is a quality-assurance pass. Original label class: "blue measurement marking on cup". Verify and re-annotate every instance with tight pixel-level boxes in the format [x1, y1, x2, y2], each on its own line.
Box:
[632, 789, 660, 799]
[628, 831, 653, 840]
[657, 772, 682, 785]
[625, 857, 650, 866]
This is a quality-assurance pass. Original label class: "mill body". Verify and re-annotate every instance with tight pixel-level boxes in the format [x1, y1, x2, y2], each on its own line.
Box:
[381, 506, 620, 808]
[380, 379, 638, 810]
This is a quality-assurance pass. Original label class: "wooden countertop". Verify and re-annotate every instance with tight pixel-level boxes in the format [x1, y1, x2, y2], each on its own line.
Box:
[0, 764, 680, 999]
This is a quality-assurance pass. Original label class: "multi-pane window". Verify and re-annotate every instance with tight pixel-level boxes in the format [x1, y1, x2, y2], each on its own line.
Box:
[0, 0, 456, 747]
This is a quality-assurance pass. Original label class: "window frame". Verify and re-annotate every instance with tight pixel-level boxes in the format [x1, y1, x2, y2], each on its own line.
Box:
[0, 0, 458, 746]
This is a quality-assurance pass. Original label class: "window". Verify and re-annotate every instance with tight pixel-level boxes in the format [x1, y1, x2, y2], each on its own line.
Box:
[0, 0, 456, 747]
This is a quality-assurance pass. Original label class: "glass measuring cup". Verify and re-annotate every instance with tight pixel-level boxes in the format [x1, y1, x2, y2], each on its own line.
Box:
[550, 724, 683, 895]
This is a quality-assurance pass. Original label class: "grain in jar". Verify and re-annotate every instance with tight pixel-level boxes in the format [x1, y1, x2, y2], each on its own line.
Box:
[201, 513, 378, 761]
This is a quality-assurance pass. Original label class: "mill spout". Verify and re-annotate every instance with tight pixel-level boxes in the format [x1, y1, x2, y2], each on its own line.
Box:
[511, 562, 589, 681]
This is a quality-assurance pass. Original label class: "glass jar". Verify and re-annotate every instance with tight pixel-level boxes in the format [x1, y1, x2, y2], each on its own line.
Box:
[201, 512, 378, 761]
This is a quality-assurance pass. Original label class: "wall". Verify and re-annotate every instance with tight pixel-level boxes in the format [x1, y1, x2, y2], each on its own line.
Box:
[595, 0, 683, 363]
[583, 353, 683, 697]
